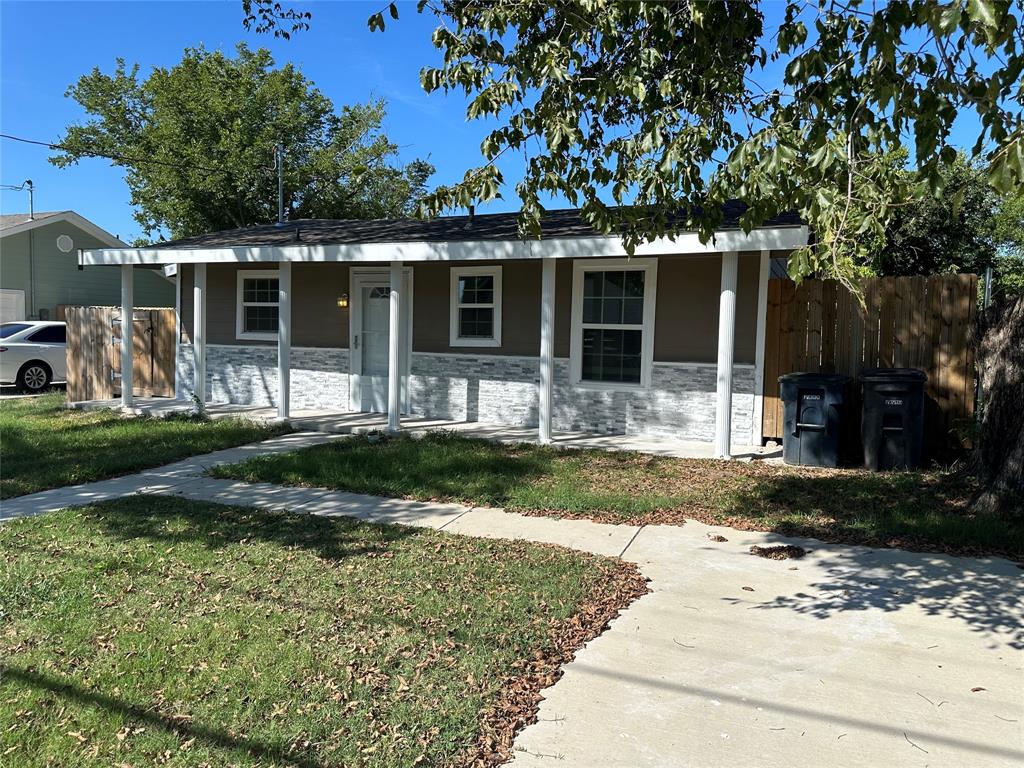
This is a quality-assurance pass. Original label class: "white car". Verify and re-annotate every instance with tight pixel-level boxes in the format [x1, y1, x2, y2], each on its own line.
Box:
[0, 321, 67, 392]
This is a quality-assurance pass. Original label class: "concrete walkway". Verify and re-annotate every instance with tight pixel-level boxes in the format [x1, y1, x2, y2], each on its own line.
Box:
[2, 433, 1021, 767]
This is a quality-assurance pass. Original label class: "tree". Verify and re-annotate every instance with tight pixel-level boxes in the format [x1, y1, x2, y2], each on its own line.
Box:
[247, 0, 1023, 288]
[52, 44, 433, 240]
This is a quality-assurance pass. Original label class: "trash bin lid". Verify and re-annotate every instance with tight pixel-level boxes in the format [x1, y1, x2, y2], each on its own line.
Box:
[778, 372, 851, 385]
[859, 367, 928, 383]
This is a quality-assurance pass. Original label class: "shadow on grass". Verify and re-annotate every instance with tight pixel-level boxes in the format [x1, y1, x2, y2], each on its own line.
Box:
[81, 496, 418, 565]
[217, 432, 556, 507]
[721, 468, 1024, 558]
[1, 666, 324, 768]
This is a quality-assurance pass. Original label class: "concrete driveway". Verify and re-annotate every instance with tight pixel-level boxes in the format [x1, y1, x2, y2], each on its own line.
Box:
[511, 521, 1023, 768]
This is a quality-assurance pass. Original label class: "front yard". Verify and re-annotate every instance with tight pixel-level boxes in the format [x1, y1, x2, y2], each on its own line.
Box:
[0, 496, 645, 766]
[211, 431, 1023, 559]
[0, 394, 288, 498]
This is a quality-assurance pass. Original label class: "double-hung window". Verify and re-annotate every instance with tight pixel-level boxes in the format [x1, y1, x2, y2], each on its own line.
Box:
[236, 269, 280, 340]
[570, 259, 657, 388]
[450, 266, 502, 347]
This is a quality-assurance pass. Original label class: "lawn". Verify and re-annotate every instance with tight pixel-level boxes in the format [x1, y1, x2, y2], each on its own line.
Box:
[0, 393, 288, 498]
[0, 496, 645, 767]
[211, 431, 1023, 559]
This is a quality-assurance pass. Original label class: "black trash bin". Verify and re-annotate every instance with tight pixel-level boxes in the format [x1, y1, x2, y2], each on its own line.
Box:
[860, 368, 927, 471]
[778, 373, 851, 468]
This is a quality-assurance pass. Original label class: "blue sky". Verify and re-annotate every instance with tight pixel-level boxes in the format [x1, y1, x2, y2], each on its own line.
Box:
[0, 0, 994, 242]
[1, 0, 499, 241]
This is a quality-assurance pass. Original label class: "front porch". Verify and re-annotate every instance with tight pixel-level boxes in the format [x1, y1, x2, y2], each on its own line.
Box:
[69, 397, 781, 461]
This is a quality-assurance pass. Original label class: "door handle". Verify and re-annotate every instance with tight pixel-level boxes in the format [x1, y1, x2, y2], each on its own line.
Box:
[354, 334, 359, 350]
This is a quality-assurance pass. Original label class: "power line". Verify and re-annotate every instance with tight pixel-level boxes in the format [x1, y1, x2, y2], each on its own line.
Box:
[0, 132, 233, 176]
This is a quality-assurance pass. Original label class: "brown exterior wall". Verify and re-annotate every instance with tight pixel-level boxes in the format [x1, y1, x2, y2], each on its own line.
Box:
[181, 262, 351, 347]
[180, 252, 784, 364]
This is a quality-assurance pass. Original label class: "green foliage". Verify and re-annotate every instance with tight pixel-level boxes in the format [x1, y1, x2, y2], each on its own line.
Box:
[250, 0, 1023, 286]
[0, 393, 288, 498]
[1, 497, 615, 766]
[52, 45, 433, 240]
[213, 431, 1021, 557]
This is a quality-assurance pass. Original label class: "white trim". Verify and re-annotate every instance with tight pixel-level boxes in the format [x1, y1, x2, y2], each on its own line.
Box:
[193, 264, 207, 404]
[174, 267, 181, 399]
[653, 360, 755, 369]
[449, 265, 502, 348]
[79, 226, 810, 265]
[569, 257, 658, 390]
[387, 261, 402, 432]
[235, 268, 281, 341]
[1, 211, 128, 248]
[751, 249, 771, 445]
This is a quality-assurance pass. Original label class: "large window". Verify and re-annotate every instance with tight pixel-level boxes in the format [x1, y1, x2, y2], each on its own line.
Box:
[570, 259, 657, 388]
[236, 269, 280, 340]
[450, 266, 502, 347]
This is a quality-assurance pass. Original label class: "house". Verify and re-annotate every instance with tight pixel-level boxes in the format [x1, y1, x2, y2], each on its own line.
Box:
[0, 210, 174, 322]
[80, 205, 808, 457]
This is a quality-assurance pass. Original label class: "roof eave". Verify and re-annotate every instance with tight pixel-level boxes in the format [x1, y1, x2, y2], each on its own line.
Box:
[80, 225, 809, 266]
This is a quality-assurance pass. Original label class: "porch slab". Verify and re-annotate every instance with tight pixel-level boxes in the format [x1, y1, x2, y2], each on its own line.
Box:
[68, 398, 782, 461]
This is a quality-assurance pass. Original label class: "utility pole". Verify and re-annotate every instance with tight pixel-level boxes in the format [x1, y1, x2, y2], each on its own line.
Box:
[275, 143, 285, 226]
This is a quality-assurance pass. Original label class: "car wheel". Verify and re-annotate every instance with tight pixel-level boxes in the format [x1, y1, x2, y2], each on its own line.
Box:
[17, 362, 51, 393]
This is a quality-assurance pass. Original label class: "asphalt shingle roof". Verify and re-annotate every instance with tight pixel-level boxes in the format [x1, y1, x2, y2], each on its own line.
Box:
[153, 202, 802, 250]
[0, 211, 64, 232]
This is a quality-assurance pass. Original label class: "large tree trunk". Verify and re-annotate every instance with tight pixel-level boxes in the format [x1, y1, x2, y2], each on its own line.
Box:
[971, 296, 1024, 515]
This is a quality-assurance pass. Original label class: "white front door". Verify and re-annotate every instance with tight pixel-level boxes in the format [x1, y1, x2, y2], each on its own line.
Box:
[349, 270, 412, 413]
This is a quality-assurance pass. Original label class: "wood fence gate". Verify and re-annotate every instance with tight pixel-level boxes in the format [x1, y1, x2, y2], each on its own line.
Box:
[65, 306, 176, 402]
[762, 275, 977, 444]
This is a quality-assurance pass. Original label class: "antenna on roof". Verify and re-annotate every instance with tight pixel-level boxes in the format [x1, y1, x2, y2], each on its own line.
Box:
[1, 179, 33, 219]
[274, 143, 285, 227]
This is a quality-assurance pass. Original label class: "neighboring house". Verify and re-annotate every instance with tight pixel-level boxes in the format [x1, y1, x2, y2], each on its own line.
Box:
[0, 211, 173, 322]
[81, 205, 808, 455]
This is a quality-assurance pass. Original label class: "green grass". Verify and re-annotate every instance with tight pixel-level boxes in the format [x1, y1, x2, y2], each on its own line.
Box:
[0, 393, 289, 498]
[211, 431, 1023, 558]
[0, 496, 623, 767]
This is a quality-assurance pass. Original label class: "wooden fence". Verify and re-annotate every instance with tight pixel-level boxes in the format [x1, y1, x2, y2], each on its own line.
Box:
[65, 306, 176, 402]
[762, 275, 977, 443]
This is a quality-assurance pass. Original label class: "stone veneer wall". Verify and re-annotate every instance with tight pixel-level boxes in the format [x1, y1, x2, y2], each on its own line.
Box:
[178, 344, 349, 410]
[408, 352, 754, 443]
[177, 344, 754, 442]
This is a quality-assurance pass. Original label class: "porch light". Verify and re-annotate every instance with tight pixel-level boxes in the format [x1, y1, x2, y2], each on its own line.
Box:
[337, 294, 349, 309]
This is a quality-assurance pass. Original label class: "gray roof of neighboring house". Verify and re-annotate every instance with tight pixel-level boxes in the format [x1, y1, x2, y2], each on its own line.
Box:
[152, 202, 804, 250]
[0, 211, 65, 232]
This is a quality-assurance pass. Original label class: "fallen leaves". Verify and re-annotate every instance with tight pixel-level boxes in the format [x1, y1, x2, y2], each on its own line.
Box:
[749, 545, 808, 560]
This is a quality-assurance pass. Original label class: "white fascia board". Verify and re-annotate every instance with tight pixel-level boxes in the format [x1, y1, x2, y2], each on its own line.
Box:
[1, 211, 127, 247]
[80, 225, 808, 265]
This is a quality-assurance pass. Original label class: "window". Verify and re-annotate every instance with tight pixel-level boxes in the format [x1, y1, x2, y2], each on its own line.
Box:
[28, 325, 66, 344]
[450, 266, 502, 347]
[570, 259, 657, 388]
[236, 269, 280, 340]
[0, 323, 32, 339]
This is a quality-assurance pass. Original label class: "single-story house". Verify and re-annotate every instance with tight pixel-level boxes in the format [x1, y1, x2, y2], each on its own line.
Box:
[80, 205, 808, 457]
[0, 211, 174, 322]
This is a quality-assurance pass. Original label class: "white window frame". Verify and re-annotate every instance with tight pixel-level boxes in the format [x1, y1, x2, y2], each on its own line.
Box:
[569, 257, 658, 390]
[449, 265, 502, 348]
[236, 269, 281, 341]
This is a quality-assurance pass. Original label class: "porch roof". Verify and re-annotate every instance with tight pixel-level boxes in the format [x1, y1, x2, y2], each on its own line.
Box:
[80, 203, 809, 266]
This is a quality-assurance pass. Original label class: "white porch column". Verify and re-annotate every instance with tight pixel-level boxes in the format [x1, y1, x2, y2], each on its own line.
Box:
[120, 264, 134, 409]
[715, 251, 739, 458]
[751, 249, 771, 445]
[387, 260, 402, 432]
[193, 263, 207, 407]
[538, 257, 556, 444]
[277, 261, 292, 420]
[173, 267, 181, 399]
